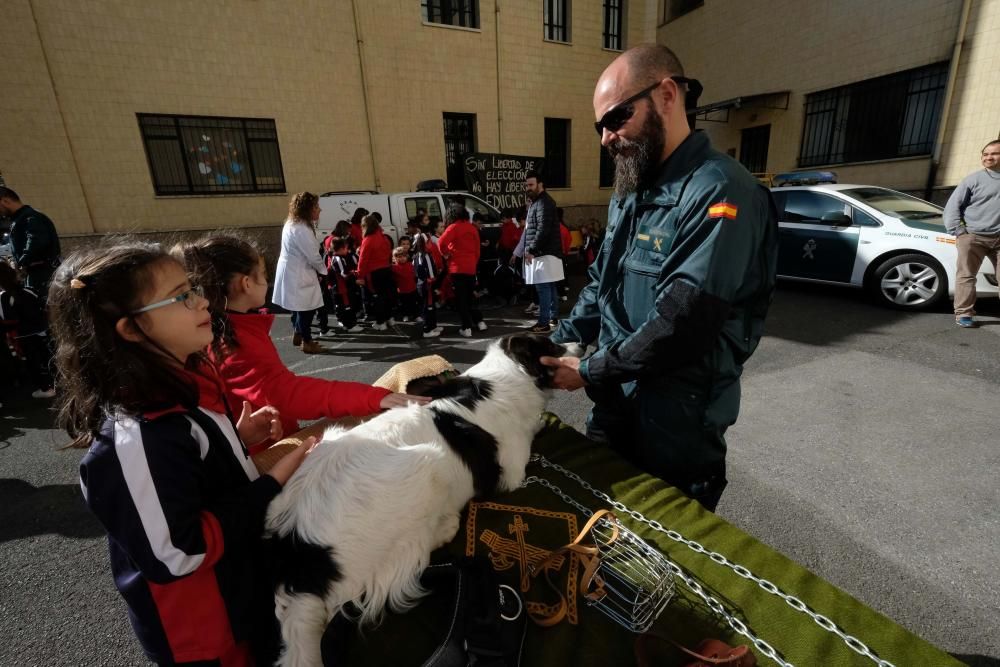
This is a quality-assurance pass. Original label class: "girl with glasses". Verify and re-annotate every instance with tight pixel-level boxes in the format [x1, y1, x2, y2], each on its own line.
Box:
[47, 241, 313, 665]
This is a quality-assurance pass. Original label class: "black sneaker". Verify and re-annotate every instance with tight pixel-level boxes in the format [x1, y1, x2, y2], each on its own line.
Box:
[529, 323, 551, 334]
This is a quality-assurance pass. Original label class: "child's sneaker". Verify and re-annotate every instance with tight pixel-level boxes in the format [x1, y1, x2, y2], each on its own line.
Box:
[372, 322, 388, 331]
[476, 321, 488, 331]
[415, 316, 424, 323]
[346, 325, 364, 333]
[458, 328, 473, 338]
[422, 329, 441, 338]
[387, 318, 396, 326]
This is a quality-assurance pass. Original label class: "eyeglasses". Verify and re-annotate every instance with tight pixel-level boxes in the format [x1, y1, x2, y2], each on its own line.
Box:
[593, 76, 696, 137]
[131, 285, 205, 314]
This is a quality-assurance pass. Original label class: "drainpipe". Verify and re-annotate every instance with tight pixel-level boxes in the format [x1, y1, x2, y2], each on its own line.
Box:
[495, 0, 503, 152]
[924, 0, 972, 201]
[351, 0, 381, 191]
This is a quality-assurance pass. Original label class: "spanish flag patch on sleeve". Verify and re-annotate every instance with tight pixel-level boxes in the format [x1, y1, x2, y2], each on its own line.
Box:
[708, 202, 739, 220]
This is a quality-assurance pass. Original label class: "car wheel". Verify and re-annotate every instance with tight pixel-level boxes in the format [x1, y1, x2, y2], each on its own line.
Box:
[868, 253, 947, 310]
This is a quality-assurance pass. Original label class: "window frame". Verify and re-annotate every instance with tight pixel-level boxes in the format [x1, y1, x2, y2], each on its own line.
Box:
[421, 0, 480, 29]
[442, 112, 478, 190]
[544, 117, 572, 189]
[662, 0, 704, 25]
[602, 0, 625, 51]
[137, 113, 286, 197]
[797, 62, 949, 168]
[599, 146, 615, 188]
[544, 0, 571, 43]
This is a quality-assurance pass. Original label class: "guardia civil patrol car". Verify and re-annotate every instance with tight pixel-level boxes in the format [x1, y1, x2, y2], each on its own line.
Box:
[769, 172, 996, 311]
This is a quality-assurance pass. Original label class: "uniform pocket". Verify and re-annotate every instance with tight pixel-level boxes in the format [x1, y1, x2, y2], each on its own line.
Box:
[622, 257, 660, 328]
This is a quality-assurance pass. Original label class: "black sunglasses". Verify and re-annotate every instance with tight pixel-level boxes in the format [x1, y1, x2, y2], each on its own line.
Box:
[594, 76, 697, 137]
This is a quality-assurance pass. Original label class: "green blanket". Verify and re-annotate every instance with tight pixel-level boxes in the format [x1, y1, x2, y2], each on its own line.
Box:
[340, 415, 962, 666]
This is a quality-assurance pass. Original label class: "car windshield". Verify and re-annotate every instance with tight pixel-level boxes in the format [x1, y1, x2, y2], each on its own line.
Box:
[840, 187, 943, 222]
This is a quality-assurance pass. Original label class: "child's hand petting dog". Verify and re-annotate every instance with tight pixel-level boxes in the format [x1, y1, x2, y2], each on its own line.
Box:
[540, 355, 585, 391]
[379, 393, 432, 409]
[266, 436, 318, 486]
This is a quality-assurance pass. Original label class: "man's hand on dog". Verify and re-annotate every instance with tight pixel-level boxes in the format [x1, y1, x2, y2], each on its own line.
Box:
[540, 356, 586, 391]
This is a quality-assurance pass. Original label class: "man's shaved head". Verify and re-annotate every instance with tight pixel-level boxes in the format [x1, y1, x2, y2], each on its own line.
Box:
[619, 43, 685, 89]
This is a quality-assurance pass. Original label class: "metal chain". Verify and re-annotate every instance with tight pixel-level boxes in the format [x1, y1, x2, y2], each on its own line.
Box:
[523, 455, 896, 667]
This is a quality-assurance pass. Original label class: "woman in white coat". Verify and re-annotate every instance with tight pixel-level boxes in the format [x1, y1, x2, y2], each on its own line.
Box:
[273, 192, 328, 354]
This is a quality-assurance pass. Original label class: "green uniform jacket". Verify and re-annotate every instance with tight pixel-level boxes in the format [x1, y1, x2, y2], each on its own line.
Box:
[553, 131, 778, 449]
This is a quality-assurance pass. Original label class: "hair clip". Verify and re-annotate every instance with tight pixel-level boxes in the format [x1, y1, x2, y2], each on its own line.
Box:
[70, 278, 87, 289]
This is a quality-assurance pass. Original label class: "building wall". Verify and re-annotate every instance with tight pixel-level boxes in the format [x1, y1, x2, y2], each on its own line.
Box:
[656, 0, 998, 193]
[2, 0, 658, 240]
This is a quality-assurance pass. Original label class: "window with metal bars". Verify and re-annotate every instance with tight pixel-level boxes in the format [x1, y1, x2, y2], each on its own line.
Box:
[443, 112, 477, 189]
[545, 118, 571, 188]
[798, 62, 949, 168]
[137, 114, 285, 196]
[603, 0, 624, 51]
[544, 0, 570, 43]
[422, 0, 480, 29]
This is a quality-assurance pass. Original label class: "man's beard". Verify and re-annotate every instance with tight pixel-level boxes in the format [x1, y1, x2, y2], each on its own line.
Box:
[525, 190, 537, 202]
[607, 111, 666, 199]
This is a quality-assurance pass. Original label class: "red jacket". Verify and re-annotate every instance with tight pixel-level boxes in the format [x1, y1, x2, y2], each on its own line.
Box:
[499, 221, 523, 251]
[392, 263, 417, 294]
[356, 231, 392, 279]
[560, 223, 572, 256]
[214, 312, 390, 454]
[437, 220, 481, 275]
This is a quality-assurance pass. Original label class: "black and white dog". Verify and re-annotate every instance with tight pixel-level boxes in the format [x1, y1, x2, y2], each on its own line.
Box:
[265, 334, 583, 666]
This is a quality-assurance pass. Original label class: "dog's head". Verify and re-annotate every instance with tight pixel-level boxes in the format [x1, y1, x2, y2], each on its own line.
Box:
[498, 334, 584, 388]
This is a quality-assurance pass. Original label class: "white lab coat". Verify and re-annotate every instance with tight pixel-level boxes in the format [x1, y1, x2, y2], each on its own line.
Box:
[272, 219, 327, 312]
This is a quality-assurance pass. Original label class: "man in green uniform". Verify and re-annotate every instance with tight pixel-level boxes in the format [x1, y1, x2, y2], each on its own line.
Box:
[544, 44, 778, 511]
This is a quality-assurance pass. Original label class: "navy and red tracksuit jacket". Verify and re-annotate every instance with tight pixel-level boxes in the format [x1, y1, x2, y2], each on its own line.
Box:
[79, 366, 280, 665]
[329, 253, 358, 304]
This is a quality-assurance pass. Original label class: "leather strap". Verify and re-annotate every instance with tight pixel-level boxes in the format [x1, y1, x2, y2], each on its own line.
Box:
[635, 632, 754, 667]
[526, 510, 621, 626]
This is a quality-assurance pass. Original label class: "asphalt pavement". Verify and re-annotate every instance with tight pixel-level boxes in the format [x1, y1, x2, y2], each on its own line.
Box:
[1, 277, 998, 666]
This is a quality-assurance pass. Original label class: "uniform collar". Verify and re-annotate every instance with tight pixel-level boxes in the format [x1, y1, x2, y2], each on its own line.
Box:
[624, 131, 710, 208]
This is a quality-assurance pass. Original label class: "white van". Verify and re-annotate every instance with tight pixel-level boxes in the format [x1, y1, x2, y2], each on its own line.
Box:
[317, 188, 503, 246]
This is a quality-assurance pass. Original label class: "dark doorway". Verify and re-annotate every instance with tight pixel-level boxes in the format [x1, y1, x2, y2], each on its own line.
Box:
[740, 124, 771, 174]
[443, 112, 477, 189]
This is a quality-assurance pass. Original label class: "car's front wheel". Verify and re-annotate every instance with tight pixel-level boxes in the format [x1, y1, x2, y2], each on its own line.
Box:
[868, 253, 947, 310]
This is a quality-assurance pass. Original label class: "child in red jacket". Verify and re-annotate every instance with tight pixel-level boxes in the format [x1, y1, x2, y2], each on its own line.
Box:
[391, 246, 420, 322]
[437, 205, 486, 337]
[356, 215, 395, 330]
[173, 235, 428, 455]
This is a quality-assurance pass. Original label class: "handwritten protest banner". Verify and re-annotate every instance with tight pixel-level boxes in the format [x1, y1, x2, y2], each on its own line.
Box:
[463, 153, 544, 212]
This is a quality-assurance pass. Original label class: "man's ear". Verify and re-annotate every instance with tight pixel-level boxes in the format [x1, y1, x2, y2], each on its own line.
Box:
[115, 316, 145, 343]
